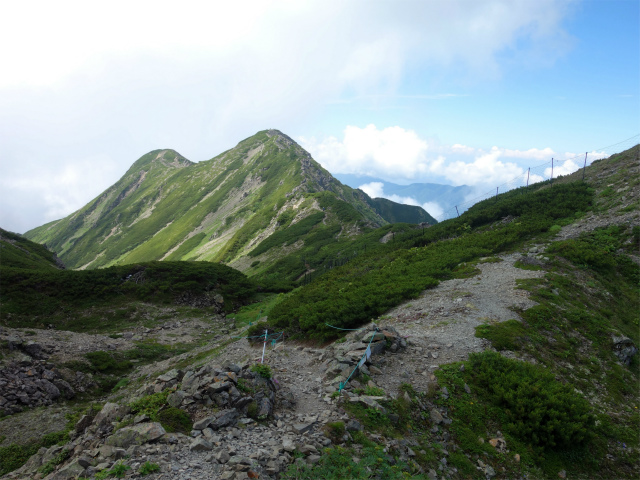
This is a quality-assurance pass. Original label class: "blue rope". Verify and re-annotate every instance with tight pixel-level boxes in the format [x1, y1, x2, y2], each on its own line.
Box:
[325, 323, 361, 331]
[339, 329, 377, 393]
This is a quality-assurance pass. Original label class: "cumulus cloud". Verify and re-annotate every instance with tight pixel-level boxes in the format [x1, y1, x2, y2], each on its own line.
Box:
[0, 155, 120, 229]
[544, 159, 580, 178]
[302, 125, 543, 187]
[0, 0, 577, 232]
[357, 182, 443, 219]
[303, 125, 432, 180]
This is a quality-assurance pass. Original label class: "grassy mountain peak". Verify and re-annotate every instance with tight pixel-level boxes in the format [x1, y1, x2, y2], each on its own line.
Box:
[24, 130, 435, 273]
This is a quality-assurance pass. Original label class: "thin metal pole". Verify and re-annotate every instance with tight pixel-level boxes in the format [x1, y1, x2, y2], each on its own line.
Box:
[551, 158, 554, 187]
[582, 152, 588, 181]
[261, 329, 268, 364]
[526, 168, 530, 187]
[455, 206, 460, 217]
[496, 187, 499, 200]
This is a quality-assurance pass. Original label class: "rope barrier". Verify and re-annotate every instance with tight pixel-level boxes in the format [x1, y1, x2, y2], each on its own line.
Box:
[324, 323, 362, 331]
[339, 328, 378, 393]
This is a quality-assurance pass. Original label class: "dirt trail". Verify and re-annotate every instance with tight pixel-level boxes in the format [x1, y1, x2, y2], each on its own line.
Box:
[206, 251, 546, 414]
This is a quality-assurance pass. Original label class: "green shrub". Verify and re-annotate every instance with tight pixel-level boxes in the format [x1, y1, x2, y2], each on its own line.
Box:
[250, 364, 272, 379]
[323, 421, 345, 443]
[85, 351, 132, 374]
[475, 319, 527, 351]
[129, 391, 169, 419]
[363, 386, 385, 396]
[111, 378, 130, 392]
[281, 445, 420, 479]
[246, 401, 259, 419]
[139, 461, 161, 475]
[157, 407, 192, 434]
[467, 351, 595, 450]
[39, 448, 69, 475]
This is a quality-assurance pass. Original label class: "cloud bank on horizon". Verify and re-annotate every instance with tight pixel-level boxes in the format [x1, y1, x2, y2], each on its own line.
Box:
[299, 124, 610, 218]
[0, 0, 637, 233]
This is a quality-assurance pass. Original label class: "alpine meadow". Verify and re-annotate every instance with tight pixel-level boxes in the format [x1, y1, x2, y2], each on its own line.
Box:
[1, 124, 638, 480]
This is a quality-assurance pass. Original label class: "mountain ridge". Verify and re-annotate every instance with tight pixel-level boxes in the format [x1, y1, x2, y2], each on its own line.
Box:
[24, 130, 435, 271]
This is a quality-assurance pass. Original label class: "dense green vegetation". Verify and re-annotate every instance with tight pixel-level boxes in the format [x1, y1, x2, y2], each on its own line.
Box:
[252, 182, 594, 340]
[0, 228, 62, 270]
[0, 405, 100, 476]
[0, 261, 257, 330]
[23, 130, 430, 271]
[366, 196, 436, 224]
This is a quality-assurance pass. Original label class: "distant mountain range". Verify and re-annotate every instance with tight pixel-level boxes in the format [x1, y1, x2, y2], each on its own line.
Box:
[24, 130, 435, 274]
[334, 174, 474, 214]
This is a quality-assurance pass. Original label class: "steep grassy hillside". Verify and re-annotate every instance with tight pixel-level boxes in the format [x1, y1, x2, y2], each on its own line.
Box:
[252, 181, 596, 340]
[0, 261, 257, 332]
[24, 131, 434, 272]
[0, 228, 64, 270]
[261, 143, 640, 479]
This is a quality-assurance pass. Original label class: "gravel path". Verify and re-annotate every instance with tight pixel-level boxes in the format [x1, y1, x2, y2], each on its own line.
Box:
[346, 252, 544, 397]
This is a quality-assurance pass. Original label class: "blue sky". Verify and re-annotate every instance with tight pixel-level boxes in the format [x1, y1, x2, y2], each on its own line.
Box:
[0, 0, 638, 233]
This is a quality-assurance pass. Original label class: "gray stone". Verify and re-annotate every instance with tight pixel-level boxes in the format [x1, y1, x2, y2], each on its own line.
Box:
[207, 381, 233, 395]
[282, 438, 296, 452]
[299, 444, 318, 455]
[612, 335, 638, 365]
[216, 449, 231, 464]
[211, 409, 238, 429]
[362, 331, 385, 343]
[190, 438, 213, 452]
[346, 419, 363, 432]
[40, 379, 61, 399]
[167, 390, 188, 408]
[430, 408, 444, 424]
[292, 422, 315, 434]
[193, 416, 214, 430]
[74, 414, 93, 433]
[157, 369, 180, 382]
[105, 422, 166, 448]
[48, 459, 86, 479]
[94, 402, 127, 426]
[77, 456, 93, 468]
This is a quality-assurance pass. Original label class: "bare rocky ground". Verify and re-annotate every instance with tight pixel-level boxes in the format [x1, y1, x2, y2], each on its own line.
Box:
[1, 249, 551, 480]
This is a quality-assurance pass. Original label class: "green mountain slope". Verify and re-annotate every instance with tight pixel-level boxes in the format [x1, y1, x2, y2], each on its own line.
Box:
[25, 130, 435, 271]
[0, 228, 64, 270]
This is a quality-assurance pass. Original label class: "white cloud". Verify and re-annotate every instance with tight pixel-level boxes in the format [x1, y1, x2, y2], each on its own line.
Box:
[303, 125, 536, 187]
[545, 159, 580, 178]
[422, 202, 444, 219]
[357, 181, 443, 218]
[302, 125, 433, 181]
[0, 155, 120, 228]
[439, 148, 525, 186]
[0, 0, 577, 232]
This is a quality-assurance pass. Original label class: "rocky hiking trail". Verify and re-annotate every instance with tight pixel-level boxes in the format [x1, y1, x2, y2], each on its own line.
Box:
[1, 251, 548, 480]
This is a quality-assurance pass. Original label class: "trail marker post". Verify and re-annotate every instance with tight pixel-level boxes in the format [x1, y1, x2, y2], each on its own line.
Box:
[261, 329, 268, 364]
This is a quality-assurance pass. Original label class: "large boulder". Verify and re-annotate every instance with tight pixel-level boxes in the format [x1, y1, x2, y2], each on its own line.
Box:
[612, 335, 638, 365]
[105, 422, 166, 448]
[211, 409, 239, 429]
